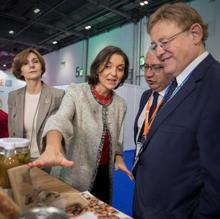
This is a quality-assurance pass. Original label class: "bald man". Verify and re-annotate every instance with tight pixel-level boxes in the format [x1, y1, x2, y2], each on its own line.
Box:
[133, 50, 172, 159]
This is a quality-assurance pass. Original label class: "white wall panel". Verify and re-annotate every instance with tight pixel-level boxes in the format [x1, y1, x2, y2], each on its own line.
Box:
[189, 0, 220, 61]
[87, 24, 134, 74]
[116, 84, 146, 150]
[43, 40, 87, 86]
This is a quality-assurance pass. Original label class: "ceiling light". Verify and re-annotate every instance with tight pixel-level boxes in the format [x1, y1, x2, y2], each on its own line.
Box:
[140, 1, 149, 6]
[85, 25, 91, 30]
[52, 41, 58, 45]
[33, 8, 40, 14]
[9, 30, 14, 35]
[3, 64, 6, 67]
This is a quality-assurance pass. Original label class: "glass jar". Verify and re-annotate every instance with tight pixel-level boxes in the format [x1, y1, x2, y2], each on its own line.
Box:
[0, 138, 31, 164]
[17, 207, 70, 219]
[0, 143, 20, 188]
[0, 145, 4, 161]
[14, 138, 31, 164]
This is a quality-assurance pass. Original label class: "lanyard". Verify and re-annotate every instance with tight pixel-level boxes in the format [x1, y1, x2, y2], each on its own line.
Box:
[143, 94, 162, 137]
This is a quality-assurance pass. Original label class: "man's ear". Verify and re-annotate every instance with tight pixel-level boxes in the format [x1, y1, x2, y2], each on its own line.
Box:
[190, 23, 203, 45]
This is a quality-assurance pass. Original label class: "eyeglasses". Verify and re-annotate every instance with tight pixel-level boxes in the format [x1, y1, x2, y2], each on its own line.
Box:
[150, 29, 187, 51]
[142, 64, 163, 73]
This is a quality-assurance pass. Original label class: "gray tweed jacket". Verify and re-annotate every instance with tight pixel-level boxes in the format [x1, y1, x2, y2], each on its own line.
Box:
[42, 83, 127, 192]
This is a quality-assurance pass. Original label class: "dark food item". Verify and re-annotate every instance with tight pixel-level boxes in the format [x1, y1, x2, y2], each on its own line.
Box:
[24, 188, 88, 216]
[16, 151, 31, 164]
[66, 203, 83, 216]
[25, 188, 60, 207]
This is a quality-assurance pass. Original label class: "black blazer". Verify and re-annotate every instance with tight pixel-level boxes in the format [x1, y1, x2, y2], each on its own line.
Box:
[133, 54, 220, 219]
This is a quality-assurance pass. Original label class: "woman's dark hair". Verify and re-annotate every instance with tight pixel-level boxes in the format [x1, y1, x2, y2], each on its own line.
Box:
[87, 45, 129, 89]
[12, 48, 46, 81]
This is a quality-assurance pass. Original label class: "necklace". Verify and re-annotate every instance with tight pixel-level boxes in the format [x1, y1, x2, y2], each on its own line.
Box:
[91, 85, 113, 106]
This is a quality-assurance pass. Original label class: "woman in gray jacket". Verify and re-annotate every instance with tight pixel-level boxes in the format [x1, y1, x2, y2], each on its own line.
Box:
[8, 48, 64, 159]
[28, 46, 133, 204]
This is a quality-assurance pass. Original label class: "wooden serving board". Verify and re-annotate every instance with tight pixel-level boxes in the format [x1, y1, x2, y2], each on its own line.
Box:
[7, 165, 80, 210]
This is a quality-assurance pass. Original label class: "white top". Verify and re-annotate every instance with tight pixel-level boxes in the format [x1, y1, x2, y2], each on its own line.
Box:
[24, 92, 41, 158]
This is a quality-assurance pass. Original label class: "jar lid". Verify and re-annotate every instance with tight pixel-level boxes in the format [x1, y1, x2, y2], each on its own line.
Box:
[0, 141, 15, 150]
[0, 138, 30, 148]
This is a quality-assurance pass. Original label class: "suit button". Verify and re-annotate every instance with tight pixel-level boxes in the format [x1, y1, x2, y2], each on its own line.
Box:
[13, 114, 16, 118]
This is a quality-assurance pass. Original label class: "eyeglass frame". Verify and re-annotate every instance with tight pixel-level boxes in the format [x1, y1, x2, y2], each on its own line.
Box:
[141, 64, 164, 73]
[150, 28, 188, 51]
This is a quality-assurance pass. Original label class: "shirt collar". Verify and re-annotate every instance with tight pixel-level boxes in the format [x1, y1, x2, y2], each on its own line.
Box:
[158, 88, 166, 98]
[152, 88, 166, 98]
[176, 51, 209, 86]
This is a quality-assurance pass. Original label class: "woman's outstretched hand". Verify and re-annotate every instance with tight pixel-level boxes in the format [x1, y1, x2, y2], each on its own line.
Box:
[27, 145, 74, 168]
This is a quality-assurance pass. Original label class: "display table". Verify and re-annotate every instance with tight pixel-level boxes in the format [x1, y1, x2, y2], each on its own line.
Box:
[7, 165, 132, 219]
[67, 191, 132, 219]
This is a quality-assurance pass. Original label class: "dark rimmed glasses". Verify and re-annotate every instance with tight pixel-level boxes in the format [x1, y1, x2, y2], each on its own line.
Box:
[142, 64, 164, 73]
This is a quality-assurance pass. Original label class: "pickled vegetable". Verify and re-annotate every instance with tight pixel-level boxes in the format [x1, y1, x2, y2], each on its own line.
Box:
[16, 151, 30, 164]
[0, 153, 20, 188]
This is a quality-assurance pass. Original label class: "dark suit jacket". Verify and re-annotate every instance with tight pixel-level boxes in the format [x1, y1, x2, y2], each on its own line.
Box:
[7, 82, 64, 151]
[134, 89, 152, 145]
[133, 54, 220, 219]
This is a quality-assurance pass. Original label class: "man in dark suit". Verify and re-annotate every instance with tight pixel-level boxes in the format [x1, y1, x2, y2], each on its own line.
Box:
[134, 50, 171, 160]
[133, 3, 220, 219]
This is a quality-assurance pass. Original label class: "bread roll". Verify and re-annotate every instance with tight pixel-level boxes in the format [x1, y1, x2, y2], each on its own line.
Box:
[0, 191, 21, 219]
[0, 212, 9, 219]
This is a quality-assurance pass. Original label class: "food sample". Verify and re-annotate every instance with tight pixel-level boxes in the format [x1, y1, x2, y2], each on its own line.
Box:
[0, 191, 21, 219]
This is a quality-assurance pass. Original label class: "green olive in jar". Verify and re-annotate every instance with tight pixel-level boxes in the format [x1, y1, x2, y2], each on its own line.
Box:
[0, 144, 20, 188]
[16, 151, 31, 164]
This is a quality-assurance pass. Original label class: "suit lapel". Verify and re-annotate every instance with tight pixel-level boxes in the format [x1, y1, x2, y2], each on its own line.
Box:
[140, 54, 215, 154]
[36, 84, 51, 134]
[134, 90, 152, 142]
[137, 91, 152, 120]
[146, 78, 196, 144]
[16, 88, 25, 137]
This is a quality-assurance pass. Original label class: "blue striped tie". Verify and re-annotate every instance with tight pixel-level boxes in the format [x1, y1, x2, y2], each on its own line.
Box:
[161, 78, 177, 108]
